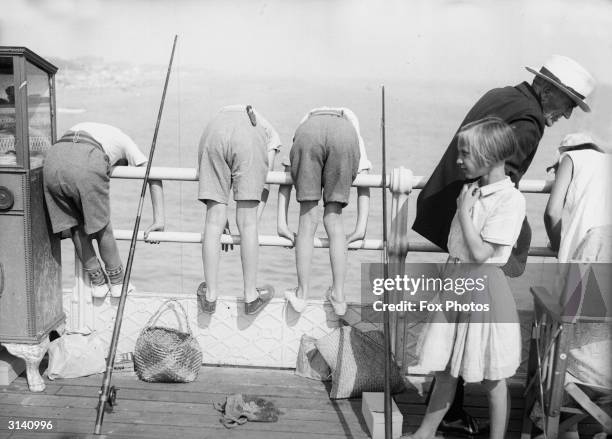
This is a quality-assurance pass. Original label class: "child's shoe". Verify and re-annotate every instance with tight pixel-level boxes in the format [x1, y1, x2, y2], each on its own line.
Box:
[91, 282, 110, 299]
[110, 282, 136, 298]
[245, 285, 275, 315]
[284, 287, 307, 313]
[326, 287, 347, 316]
[86, 266, 109, 298]
[197, 282, 217, 314]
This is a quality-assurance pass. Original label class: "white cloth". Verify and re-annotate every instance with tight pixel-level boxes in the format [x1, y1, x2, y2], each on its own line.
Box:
[219, 105, 281, 152]
[70, 122, 147, 167]
[294, 107, 372, 172]
[557, 150, 612, 262]
[447, 177, 526, 264]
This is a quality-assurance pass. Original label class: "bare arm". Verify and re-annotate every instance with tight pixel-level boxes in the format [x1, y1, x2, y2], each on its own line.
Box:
[346, 184, 370, 244]
[544, 155, 573, 252]
[257, 148, 278, 220]
[277, 165, 295, 243]
[144, 179, 165, 242]
[457, 184, 496, 263]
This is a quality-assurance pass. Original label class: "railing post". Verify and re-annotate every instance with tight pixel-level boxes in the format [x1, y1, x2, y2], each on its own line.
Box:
[387, 167, 413, 365]
[71, 249, 94, 333]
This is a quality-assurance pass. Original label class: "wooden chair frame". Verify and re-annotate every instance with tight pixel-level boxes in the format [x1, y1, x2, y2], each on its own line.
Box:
[521, 286, 612, 439]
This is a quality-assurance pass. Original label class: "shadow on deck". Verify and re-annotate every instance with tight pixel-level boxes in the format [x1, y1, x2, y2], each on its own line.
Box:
[0, 365, 537, 439]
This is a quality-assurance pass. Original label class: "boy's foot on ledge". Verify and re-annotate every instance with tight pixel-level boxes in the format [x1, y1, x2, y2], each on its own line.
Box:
[197, 281, 217, 314]
[245, 286, 275, 315]
[326, 287, 347, 316]
[285, 287, 307, 313]
[91, 282, 110, 298]
[110, 282, 135, 298]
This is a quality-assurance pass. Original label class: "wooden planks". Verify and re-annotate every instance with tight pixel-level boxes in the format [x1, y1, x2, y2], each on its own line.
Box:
[0, 366, 596, 439]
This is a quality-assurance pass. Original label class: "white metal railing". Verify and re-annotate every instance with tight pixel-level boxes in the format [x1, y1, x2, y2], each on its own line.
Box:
[111, 167, 554, 192]
[110, 167, 555, 257]
[68, 165, 557, 355]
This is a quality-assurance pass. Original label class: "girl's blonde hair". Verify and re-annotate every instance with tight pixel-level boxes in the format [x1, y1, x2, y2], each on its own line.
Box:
[457, 116, 518, 168]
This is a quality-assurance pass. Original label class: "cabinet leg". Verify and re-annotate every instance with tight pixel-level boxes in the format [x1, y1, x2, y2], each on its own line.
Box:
[4, 337, 50, 392]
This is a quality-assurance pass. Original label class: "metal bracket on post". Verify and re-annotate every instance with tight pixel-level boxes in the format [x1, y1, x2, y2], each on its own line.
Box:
[387, 167, 413, 367]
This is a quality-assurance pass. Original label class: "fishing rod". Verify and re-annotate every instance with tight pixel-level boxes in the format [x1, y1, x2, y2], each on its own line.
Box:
[380, 85, 393, 439]
[93, 35, 178, 436]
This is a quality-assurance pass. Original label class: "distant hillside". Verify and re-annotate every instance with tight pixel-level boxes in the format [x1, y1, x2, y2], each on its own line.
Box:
[48, 57, 166, 90]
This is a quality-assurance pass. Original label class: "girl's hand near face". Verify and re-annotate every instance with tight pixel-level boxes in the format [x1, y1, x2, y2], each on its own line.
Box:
[457, 183, 480, 215]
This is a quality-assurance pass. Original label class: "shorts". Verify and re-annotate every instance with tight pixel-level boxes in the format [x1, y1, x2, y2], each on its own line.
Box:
[289, 113, 359, 207]
[197, 108, 268, 204]
[43, 141, 111, 235]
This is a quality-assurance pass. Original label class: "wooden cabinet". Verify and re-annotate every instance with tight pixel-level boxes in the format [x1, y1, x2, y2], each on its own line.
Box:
[0, 47, 62, 345]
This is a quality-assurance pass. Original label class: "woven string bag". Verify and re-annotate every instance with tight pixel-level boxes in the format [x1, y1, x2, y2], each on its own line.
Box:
[134, 299, 202, 383]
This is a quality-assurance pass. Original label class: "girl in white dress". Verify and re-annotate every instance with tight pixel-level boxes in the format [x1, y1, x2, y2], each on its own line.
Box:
[407, 117, 525, 439]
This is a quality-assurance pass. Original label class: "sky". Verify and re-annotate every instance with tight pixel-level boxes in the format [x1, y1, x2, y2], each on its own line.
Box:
[2, 0, 612, 84]
[2, 0, 611, 294]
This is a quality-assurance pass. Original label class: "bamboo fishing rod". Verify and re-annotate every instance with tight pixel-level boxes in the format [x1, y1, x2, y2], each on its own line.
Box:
[380, 85, 393, 439]
[93, 35, 178, 436]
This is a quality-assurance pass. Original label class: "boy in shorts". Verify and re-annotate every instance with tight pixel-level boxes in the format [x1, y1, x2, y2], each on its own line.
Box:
[277, 107, 371, 315]
[197, 105, 281, 315]
[43, 122, 165, 299]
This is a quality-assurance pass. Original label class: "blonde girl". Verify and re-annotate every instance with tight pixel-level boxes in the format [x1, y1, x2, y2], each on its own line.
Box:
[408, 117, 525, 439]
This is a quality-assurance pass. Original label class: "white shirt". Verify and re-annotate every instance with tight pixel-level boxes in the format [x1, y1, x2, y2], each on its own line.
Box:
[219, 105, 281, 152]
[447, 177, 526, 264]
[70, 122, 147, 167]
[558, 150, 612, 262]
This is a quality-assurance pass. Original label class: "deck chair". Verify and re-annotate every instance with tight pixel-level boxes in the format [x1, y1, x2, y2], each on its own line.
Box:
[521, 263, 612, 439]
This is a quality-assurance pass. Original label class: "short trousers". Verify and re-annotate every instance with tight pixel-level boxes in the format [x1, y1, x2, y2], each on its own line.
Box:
[289, 112, 359, 207]
[43, 141, 111, 235]
[197, 108, 268, 204]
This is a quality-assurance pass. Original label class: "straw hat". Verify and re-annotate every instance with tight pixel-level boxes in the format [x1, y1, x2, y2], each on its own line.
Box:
[526, 55, 595, 112]
[559, 132, 611, 154]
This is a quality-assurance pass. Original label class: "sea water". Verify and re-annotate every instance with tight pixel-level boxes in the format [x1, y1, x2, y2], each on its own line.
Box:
[54, 70, 612, 310]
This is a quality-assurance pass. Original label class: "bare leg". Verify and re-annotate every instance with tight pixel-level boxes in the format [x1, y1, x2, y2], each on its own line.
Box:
[95, 222, 122, 270]
[71, 226, 99, 271]
[202, 201, 227, 301]
[323, 202, 346, 302]
[236, 200, 260, 303]
[407, 372, 458, 439]
[4, 336, 50, 392]
[71, 227, 107, 294]
[482, 379, 509, 439]
[295, 201, 318, 301]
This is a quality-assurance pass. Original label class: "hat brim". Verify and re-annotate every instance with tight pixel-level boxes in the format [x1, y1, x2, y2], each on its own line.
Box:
[525, 66, 591, 112]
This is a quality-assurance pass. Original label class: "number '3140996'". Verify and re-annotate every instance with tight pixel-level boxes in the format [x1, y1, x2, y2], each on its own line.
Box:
[8, 420, 53, 430]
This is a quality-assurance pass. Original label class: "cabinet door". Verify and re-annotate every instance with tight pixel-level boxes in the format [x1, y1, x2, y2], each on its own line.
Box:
[0, 213, 29, 338]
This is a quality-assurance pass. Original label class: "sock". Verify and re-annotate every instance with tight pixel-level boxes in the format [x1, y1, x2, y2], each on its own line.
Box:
[85, 266, 106, 286]
[106, 265, 124, 285]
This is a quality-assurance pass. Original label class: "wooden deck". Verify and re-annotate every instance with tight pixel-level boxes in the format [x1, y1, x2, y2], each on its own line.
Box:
[0, 365, 539, 439]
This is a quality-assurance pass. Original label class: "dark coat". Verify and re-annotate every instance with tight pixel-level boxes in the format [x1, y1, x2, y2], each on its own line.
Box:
[412, 82, 546, 251]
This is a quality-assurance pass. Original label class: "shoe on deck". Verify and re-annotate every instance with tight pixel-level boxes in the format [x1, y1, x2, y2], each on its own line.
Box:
[245, 285, 275, 315]
[439, 412, 488, 437]
[110, 282, 135, 298]
[197, 281, 217, 314]
[284, 287, 307, 313]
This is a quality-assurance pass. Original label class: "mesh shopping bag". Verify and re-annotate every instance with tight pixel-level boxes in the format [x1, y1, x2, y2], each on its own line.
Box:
[134, 299, 202, 383]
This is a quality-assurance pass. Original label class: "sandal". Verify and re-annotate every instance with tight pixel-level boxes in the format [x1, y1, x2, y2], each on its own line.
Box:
[284, 287, 307, 313]
[197, 281, 216, 314]
[245, 285, 275, 315]
[326, 287, 347, 316]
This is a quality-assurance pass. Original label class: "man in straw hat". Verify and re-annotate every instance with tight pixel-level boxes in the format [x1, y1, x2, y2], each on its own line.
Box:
[412, 55, 595, 436]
